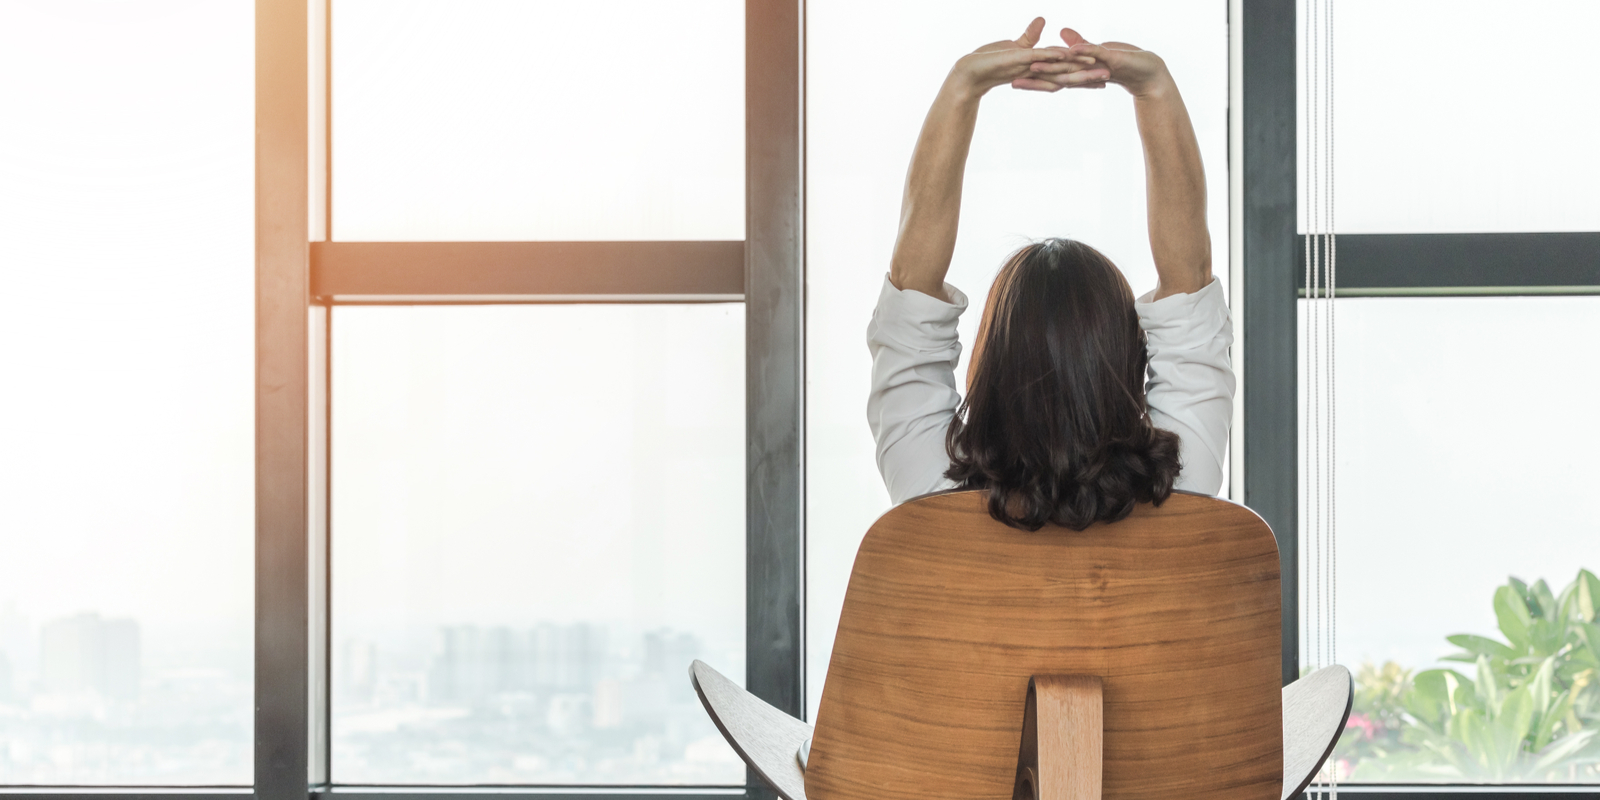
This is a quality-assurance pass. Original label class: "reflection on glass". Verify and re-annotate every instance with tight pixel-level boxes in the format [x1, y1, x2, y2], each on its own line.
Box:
[331, 304, 746, 784]
[1300, 297, 1600, 783]
[0, 0, 255, 785]
[333, 0, 745, 241]
[1298, 0, 1600, 233]
[804, 0, 1229, 719]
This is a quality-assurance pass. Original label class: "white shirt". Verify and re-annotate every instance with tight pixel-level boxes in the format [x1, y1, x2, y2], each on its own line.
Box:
[866, 274, 1235, 505]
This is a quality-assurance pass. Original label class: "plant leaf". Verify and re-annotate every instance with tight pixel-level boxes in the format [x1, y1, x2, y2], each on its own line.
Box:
[1452, 708, 1497, 780]
[1531, 579, 1558, 620]
[1532, 727, 1599, 772]
[1579, 569, 1600, 624]
[1476, 654, 1502, 717]
[1530, 618, 1566, 657]
[1583, 621, 1600, 658]
[1495, 584, 1534, 651]
[1494, 685, 1535, 773]
[1446, 633, 1517, 661]
[1528, 656, 1555, 719]
[1532, 685, 1574, 752]
[1408, 669, 1472, 727]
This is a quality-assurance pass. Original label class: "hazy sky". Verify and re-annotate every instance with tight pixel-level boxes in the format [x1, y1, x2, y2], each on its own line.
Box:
[331, 304, 746, 657]
[0, 2, 254, 674]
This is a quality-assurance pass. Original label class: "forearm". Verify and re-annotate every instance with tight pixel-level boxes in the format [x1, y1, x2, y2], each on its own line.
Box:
[889, 81, 982, 302]
[1134, 76, 1211, 299]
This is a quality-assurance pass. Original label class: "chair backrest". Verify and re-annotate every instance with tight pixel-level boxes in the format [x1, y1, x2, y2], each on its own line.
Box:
[806, 490, 1282, 800]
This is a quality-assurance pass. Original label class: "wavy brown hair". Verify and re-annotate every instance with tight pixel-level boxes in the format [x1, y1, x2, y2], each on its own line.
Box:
[945, 238, 1181, 531]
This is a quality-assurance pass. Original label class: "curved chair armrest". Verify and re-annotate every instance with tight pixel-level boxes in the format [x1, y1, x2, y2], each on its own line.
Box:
[690, 660, 813, 800]
[1282, 665, 1354, 800]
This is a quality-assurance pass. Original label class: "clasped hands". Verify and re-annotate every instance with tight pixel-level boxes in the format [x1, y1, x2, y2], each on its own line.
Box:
[952, 17, 1173, 100]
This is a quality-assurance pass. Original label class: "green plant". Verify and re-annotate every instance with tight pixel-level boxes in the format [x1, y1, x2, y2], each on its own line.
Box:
[1344, 569, 1600, 782]
[1336, 661, 1412, 773]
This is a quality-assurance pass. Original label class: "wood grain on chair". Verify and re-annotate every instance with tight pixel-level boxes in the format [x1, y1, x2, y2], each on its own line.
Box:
[689, 660, 812, 800]
[806, 491, 1282, 800]
[1015, 675, 1103, 800]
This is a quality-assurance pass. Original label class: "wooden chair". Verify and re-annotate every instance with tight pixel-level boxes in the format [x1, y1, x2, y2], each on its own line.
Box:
[692, 490, 1352, 800]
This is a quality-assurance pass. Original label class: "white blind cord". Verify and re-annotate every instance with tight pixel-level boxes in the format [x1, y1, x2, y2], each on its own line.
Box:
[1303, 0, 1338, 794]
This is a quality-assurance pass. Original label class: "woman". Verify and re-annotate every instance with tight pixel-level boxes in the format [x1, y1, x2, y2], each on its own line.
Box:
[868, 18, 1233, 531]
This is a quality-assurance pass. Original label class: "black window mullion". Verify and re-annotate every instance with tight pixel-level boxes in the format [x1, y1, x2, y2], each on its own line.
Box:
[1239, 0, 1301, 688]
[1296, 232, 1600, 296]
[742, 0, 807, 760]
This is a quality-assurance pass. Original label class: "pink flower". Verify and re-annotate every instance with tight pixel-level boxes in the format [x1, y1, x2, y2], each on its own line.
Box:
[1345, 713, 1377, 740]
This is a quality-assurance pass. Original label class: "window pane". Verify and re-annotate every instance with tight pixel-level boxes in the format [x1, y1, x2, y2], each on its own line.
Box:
[804, 1, 1230, 718]
[331, 304, 745, 784]
[1303, 297, 1600, 783]
[0, 1, 254, 785]
[332, 0, 744, 241]
[1299, 1, 1600, 233]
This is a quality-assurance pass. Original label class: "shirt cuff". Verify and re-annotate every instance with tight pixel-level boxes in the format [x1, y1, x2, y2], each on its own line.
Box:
[869, 274, 969, 350]
[1135, 275, 1225, 316]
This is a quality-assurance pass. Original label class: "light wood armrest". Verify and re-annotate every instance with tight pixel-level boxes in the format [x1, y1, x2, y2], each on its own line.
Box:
[689, 659, 813, 800]
[1282, 665, 1353, 800]
[1014, 675, 1103, 800]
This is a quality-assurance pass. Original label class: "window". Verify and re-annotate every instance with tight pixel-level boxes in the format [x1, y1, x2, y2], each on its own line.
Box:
[1278, 0, 1600, 789]
[14, 0, 1593, 798]
[297, 0, 798, 795]
[0, 1, 255, 785]
[1297, 0, 1600, 235]
[330, 304, 746, 784]
[331, 0, 744, 242]
[1302, 297, 1600, 783]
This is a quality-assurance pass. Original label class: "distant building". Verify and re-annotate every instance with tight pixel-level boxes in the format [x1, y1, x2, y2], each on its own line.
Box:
[339, 638, 378, 704]
[592, 678, 623, 729]
[428, 622, 606, 706]
[644, 629, 700, 677]
[529, 622, 604, 691]
[40, 613, 140, 701]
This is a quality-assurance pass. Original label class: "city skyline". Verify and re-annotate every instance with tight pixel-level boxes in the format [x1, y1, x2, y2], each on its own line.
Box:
[0, 609, 740, 786]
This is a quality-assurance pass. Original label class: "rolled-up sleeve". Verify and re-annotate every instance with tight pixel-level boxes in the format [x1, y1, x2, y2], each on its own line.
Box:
[866, 275, 967, 504]
[1136, 277, 1235, 495]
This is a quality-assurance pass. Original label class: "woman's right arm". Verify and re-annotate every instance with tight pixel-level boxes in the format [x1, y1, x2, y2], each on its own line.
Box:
[889, 18, 1104, 301]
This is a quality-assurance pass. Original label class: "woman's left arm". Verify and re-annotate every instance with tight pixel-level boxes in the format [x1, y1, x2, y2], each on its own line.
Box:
[1039, 33, 1211, 300]
[890, 18, 1103, 301]
[1033, 31, 1232, 493]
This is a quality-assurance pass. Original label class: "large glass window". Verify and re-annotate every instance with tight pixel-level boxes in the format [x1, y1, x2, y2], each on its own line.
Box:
[1296, 1, 1600, 787]
[805, 0, 1230, 717]
[1303, 297, 1600, 783]
[330, 303, 746, 784]
[332, 0, 745, 242]
[0, 0, 254, 784]
[1299, 0, 1600, 234]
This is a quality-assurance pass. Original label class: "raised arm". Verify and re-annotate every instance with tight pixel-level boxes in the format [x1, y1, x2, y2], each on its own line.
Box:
[1047, 32, 1211, 300]
[889, 19, 1104, 301]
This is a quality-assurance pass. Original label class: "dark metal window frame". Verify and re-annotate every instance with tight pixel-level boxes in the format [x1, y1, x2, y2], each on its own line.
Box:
[1238, 1, 1598, 798]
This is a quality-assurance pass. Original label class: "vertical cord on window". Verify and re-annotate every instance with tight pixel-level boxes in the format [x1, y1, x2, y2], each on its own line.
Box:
[1303, 0, 1339, 794]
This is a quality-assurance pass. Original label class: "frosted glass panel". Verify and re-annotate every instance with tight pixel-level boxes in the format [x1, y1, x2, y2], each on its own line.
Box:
[1303, 297, 1600, 783]
[331, 304, 746, 784]
[1299, 1, 1600, 233]
[0, 0, 254, 785]
[333, 0, 744, 241]
[804, 1, 1229, 718]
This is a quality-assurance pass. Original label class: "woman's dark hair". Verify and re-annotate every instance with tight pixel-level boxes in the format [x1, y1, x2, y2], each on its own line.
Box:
[945, 238, 1181, 531]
